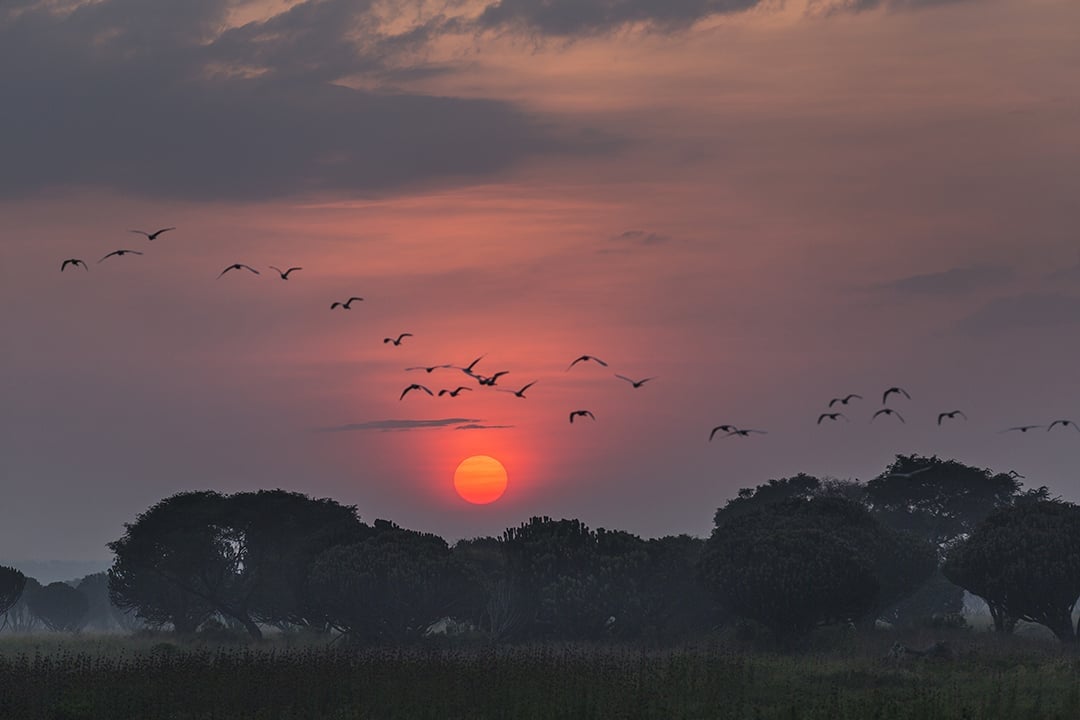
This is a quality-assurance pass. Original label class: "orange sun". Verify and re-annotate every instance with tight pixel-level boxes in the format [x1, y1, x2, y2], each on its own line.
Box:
[453, 455, 508, 504]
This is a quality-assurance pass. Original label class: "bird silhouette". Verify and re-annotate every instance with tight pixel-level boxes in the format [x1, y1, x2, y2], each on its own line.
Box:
[98, 250, 144, 263]
[937, 410, 968, 425]
[872, 408, 905, 423]
[817, 412, 848, 424]
[1001, 425, 1042, 433]
[269, 266, 302, 279]
[567, 355, 608, 371]
[569, 410, 596, 423]
[331, 297, 364, 309]
[400, 384, 433, 400]
[438, 387, 472, 397]
[828, 394, 862, 407]
[709, 425, 739, 441]
[882, 387, 911, 405]
[724, 429, 767, 437]
[1048, 420, 1080, 432]
[407, 365, 453, 374]
[615, 374, 655, 388]
[60, 259, 88, 272]
[477, 371, 510, 387]
[218, 263, 259, 278]
[130, 227, 174, 240]
[500, 381, 537, 398]
[384, 333, 413, 346]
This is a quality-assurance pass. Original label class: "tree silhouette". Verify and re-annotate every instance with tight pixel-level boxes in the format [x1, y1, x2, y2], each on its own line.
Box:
[28, 582, 89, 633]
[0, 566, 27, 628]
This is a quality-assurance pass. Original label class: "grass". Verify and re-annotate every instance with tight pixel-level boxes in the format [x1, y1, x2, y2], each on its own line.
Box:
[0, 631, 1078, 719]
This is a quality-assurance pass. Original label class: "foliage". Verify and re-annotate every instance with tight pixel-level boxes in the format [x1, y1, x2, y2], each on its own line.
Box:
[0, 566, 26, 621]
[943, 500, 1080, 642]
[26, 582, 89, 633]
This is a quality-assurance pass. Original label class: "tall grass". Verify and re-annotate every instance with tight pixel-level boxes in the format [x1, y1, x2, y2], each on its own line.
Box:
[0, 632, 1078, 719]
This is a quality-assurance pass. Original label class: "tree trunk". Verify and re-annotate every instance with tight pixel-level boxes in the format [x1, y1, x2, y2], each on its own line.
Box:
[237, 614, 263, 641]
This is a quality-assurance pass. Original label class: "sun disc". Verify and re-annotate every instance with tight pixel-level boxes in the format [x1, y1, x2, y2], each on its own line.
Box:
[453, 455, 508, 504]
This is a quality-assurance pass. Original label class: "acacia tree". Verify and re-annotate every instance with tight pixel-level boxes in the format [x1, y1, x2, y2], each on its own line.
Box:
[0, 566, 27, 631]
[944, 501, 1080, 642]
[28, 582, 89, 633]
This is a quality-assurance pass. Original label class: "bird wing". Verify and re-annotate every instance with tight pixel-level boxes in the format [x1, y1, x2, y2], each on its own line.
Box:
[286, 267, 302, 274]
[520, 381, 537, 393]
[567, 357, 585, 370]
[828, 398, 840, 407]
[218, 266, 235, 278]
[937, 413, 946, 425]
[348, 297, 364, 303]
[615, 374, 633, 384]
[269, 266, 283, 274]
[585, 411, 595, 419]
[419, 385, 433, 395]
[153, 228, 175, 237]
[331, 303, 342, 309]
[438, 389, 449, 396]
[848, 394, 863, 402]
[242, 265, 259, 274]
[98, 252, 119, 263]
[817, 414, 828, 424]
[129, 230, 150, 238]
[399, 333, 413, 341]
[957, 411, 968, 420]
[900, 388, 911, 399]
[569, 412, 577, 423]
[882, 389, 894, 404]
[895, 412, 906, 423]
[872, 409, 886, 420]
[593, 357, 609, 367]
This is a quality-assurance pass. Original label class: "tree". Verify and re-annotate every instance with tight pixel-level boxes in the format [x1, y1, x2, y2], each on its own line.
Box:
[700, 497, 935, 639]
[28, 582, 89, 633]
[4, 577, 42, 633]
[308, 521, 479, 642]
[943, 501, 1080, 642]
[0, 566, 27, 627]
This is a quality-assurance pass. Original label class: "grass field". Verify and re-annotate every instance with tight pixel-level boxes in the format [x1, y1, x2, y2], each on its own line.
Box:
[0, 631, 1078, 719]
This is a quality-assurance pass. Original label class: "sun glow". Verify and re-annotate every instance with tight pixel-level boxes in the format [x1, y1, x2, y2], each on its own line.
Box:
[453, 455, 508, 504]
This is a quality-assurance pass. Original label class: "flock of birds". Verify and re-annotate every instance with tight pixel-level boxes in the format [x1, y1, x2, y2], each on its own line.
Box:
[59, 228, 1080, 439]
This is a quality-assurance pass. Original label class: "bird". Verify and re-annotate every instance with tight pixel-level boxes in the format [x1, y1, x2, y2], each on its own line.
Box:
[438, 387, 472, 397]
[399, 384, 433, 400]
[569, 410, 596, 423]
[130, 227, 175, 240]
[477, 371, 510, 387]
[872, 408, 905, 423]
[828, 394, 862, 407]
[383, 333, 413, 346]
[724, 429, 767, 437]
[1048, 420, 1080, 432]
[60, 258, 88, 272]
[500, 381, 537, 398]
[937, 410, 968, 425]
[98, 249, 144, 263]
[709, 425, 739, 441]
[615, 374, 655, 388]
[817, 412, 848, 424]
[218, 263, 259, 278]
[882, 387, 911, 405]
[567, 355, 608, 371]
[269, 266, 302, 279]
[331, 297, 364, 309]
[1001, 425, 1043, 433]
[406, 365, 453, 374]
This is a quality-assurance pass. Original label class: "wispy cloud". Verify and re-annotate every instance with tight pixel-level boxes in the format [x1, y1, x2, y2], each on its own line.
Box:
[612, 230, 671, 246]
[954, 293, 1080, 336]
[878, 264, 1013, 295]
[317, 418, 481, 433]
[454, 423, 515, 431]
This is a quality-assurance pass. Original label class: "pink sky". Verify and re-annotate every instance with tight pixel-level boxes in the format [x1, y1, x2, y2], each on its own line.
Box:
[2, 0, 1079, 564]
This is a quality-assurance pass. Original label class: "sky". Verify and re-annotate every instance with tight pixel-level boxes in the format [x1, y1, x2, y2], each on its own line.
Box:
[2, 0, 1079, 568]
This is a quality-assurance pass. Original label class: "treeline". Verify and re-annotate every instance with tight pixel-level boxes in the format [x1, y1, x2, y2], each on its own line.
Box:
[3, 454, 1079, 645]
[0, 570, 138, 634]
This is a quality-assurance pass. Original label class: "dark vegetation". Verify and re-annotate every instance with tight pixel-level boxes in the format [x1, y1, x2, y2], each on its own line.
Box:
[4, 454, 1080, 717]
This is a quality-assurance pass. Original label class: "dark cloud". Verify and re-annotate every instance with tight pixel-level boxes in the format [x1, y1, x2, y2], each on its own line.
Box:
[318, 418, 480, 432]
[475, 0, 762, 36]
[0, 0, 611, 201]
[954, 293, 1080, 336]
[879, 264, 1013, 295]
[454, 423, 515, 430]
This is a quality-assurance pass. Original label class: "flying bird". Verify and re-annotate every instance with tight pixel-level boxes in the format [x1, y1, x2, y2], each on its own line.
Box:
[828, 394, 862, 407]
[724, 429, 767, 437]
[60, 258, 88, 272]
[615, 374, 656, 388]
[709, 425, 739, 441]
[399, 384, 433, 400]
[1001, 425, 1043, 433]
[438, 387, 472, 397]
[567, 355, 608, 371]
[1048, 419, 1080, 432]
[331, 297, 364, 309]
[218, 263, 259, 278]
[882, 387, 911, 405]
[269, 266, 302, 279]
[872, 408, 905, 423]
[407, 365, 453, 374]
[98, 249, 144, 263]
[384, 333, 413, 346]
[130, 227, 174, 240]
[817, 412, 848, 424]
[569, 410, 596, 423]
[937, 410, 968, 425]
[477, 371, 510, 387]
[500, 381, 537, 398]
